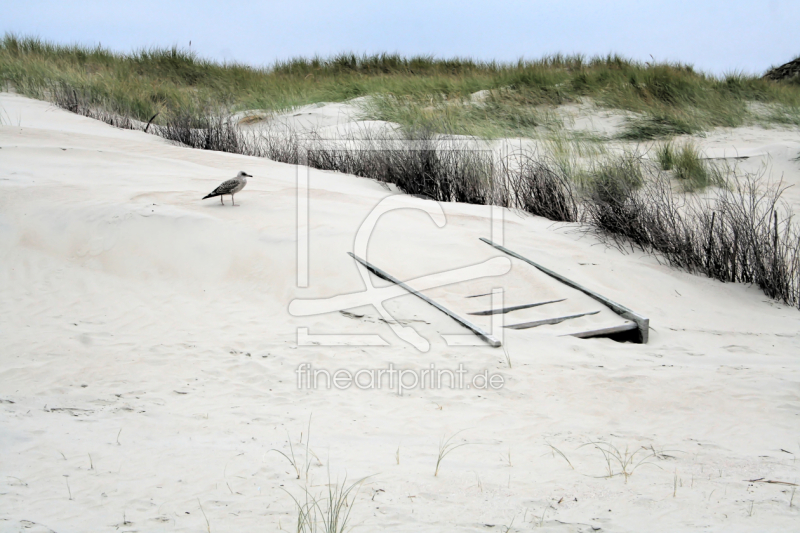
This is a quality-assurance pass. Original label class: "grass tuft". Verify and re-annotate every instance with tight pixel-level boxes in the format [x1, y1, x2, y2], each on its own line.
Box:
[656, 140, 718, 191]
[655, 141, 676, 170]
[283, 474, 368, 533]
[578, 441, 662, 482]
[434, 430, 472, 476]
[672, 142, 712, 190]
[585, 167, 800, 307]
[499, 148, 579, 222]
[619, 114, 697, 140]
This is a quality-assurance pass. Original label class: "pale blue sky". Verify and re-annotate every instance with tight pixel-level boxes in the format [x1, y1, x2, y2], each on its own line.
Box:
[3, 0, 797, 75]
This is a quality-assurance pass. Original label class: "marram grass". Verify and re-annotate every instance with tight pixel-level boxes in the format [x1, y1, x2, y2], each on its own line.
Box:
[2, 34, 799, 138]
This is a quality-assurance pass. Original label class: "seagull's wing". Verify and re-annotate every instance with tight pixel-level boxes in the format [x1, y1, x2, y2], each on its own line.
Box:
[203, 178, 240, 198]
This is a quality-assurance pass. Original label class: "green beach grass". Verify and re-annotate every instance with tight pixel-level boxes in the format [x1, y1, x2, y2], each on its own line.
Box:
[2, 34, 799, 139]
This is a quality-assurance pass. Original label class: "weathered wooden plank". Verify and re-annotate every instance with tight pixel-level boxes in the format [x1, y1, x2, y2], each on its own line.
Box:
[480, 238, 650, 343]
[564, 321, 638, 339]
[504, 310, 599, 330]
[466, 291, 494, 299]
[468, 298, 566, 316]
[347, 253, 502, 347]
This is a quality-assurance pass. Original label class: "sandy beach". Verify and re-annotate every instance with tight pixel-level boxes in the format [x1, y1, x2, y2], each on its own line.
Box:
[1, 91, 800, 532]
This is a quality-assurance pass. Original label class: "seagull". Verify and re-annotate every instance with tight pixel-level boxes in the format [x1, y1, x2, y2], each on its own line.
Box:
[202, 171, 252, 206]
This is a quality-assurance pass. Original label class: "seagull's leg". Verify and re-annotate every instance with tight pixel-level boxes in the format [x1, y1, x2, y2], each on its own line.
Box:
[220, 196, 224, 205]
[232, 194, 236, 206]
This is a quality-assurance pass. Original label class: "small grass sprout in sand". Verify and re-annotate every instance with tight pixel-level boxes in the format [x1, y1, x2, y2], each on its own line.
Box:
[502, 345, 512, 369]
[502, 446, 512, 467]
[434, 430, 473, 476]
[579, 441, 663, 482]
[197, 498, 211, 533]
[283, 473, 368, 533]
[538, 505, 550, 528]
[473, 471, 483, 493]
[546, 442, 575, 470]
[673, 469, 678, 497]
[271, 415, 314, 480]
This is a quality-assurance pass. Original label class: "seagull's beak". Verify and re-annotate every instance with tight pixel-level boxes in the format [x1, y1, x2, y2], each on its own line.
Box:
[245, 173, 253, 177]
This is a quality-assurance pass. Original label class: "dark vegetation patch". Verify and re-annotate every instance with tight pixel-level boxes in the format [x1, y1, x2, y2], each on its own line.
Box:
[764, 56, 800, 83]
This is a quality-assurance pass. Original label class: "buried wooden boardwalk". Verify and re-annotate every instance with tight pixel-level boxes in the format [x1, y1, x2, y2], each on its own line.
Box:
[342, 240, 649, 347]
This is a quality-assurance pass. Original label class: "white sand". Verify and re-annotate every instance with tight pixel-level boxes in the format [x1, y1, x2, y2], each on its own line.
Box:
[1, 92, 799, 532]
[237, 98, 398, 140]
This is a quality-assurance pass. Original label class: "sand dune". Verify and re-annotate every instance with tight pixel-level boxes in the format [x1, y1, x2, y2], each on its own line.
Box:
[1, 92, 799, 532]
